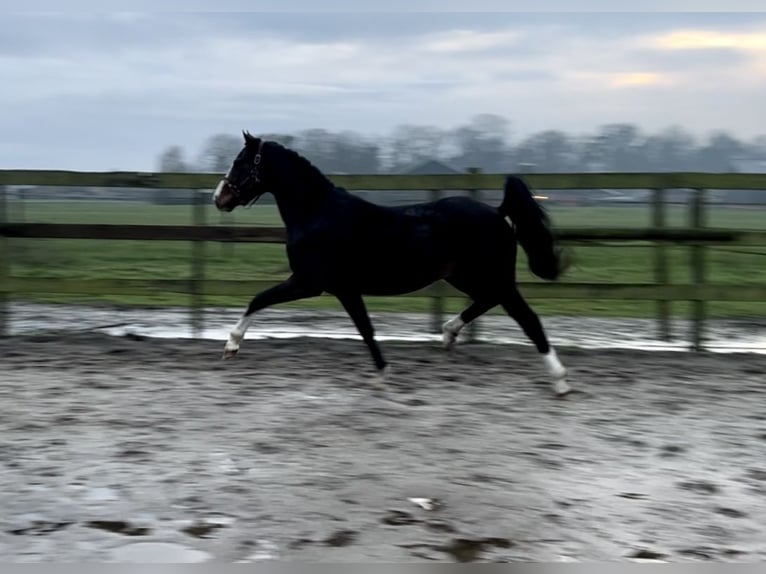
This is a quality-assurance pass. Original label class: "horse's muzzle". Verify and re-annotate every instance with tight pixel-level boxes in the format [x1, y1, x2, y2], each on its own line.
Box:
[213, 179, 235, 212]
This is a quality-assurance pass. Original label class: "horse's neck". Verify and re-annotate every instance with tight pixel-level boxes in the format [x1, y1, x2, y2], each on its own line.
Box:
[272, 174, 339, 232]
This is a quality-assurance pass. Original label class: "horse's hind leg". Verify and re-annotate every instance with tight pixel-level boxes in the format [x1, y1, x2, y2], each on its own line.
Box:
[501, 288, 571, 397]
[442, 299, 497, 349]
[442, 274, 499, 349]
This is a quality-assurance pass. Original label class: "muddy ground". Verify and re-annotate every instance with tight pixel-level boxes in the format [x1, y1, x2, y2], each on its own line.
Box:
[0, 333, 765, 562]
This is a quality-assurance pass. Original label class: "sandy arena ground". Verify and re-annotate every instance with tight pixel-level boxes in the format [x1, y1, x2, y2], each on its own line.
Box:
[0, 332, 765, 562]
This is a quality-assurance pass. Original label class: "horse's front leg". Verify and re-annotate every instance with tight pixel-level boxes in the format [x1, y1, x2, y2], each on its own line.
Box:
[223, 275, 322, 359]
[336, 292, 389, 383]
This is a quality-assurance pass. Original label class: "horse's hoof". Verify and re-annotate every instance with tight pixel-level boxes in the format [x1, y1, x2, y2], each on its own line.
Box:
[442, 317, 465, 350]
[222, 348, 239, 360]
[371, 365, 391, 385]
[442, 331, 458, 350]
[553, 378, 572, 398]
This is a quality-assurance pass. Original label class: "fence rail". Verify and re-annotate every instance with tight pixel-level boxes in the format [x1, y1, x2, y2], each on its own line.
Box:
[2, 170, 766, 190]
[1, 171, 766, 349]
[1, 222, 766, 245]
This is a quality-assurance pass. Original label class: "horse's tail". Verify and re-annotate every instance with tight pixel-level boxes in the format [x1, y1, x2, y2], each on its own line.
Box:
[499, 175, 569, 281]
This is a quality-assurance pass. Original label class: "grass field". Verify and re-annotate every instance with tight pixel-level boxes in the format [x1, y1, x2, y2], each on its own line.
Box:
[9, 197, 766, 229]
[4, 198, 766, 319]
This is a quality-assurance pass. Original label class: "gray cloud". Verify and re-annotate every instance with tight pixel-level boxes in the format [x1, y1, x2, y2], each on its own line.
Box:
[1, 11, 765, 170]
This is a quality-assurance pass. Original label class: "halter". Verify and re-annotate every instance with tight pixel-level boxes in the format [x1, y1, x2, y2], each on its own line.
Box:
[224, 139, 265, 208]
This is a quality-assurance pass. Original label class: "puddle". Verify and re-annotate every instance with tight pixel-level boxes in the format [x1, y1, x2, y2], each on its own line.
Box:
[181, 515, 235, 540]
[182, 523, 224, 539]
[6, 302, 766, 354]
[382, 510, 420, 526]
[109, 542, 212, 563]
[629, 549, 669, 561]
[7, 521, 72, 536]
[402, 537, 514, 562]
[323, 529, 358, 547]
[440, 537, 513, 562]
[238, 540, 280, 562]
[83, 487, 120, 503]
[85, 520, 151, 537]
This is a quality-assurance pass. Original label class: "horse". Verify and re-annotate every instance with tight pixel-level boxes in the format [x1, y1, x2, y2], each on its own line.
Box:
[213, 131, 572, 396]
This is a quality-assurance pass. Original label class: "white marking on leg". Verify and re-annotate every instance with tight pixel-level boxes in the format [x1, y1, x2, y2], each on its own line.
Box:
[542, 347, 571, 396]
[225, 314, 252, 353]
[442, 315, 466, 349]
[543, 348, 566, 378]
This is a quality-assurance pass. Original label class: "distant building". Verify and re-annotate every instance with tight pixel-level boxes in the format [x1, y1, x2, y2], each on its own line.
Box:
[360, 158, 463, 206]
[724, 158, 766, 204]
[732, 158, 766, 174]
[401, 158, 461, 175]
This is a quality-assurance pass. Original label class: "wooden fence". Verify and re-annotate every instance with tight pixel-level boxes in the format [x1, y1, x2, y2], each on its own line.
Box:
[1, 170, 766, 349]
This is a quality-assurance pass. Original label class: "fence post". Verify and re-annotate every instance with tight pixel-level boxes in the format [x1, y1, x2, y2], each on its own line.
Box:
[652, 187, 671, 341]
[191, 190, 207, 337]
[690, 188, 707, 351]
[0, 185, 8, 337]
[430, 188, 444, 334]
[465, 167, 481, 342]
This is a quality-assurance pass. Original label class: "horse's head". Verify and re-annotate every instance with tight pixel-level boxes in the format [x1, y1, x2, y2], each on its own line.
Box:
[213, 131, 267, 212]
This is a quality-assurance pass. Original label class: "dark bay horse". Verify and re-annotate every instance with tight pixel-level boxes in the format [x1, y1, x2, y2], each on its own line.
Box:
[213, 132, 572, 396]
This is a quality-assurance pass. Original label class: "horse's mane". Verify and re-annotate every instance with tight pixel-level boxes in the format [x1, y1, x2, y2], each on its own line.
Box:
[269, 141, 335, 192]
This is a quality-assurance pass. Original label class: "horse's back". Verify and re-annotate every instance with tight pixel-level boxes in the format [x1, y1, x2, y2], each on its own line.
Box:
[290, 191, 516, 291]
[392, 195, 497, 218]
[342, 194, 512, 254]
[365, 194, 515, 269]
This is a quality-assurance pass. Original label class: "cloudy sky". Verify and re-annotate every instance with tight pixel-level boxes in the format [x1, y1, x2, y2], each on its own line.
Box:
[2, 6, 765, 170]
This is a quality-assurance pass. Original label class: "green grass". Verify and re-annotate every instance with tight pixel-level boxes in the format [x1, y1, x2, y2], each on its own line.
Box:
[4, 199, 766, 319]
[547, 204, 766, 229]
[8, 200, 283, 227]
[10, 200, 766, 230]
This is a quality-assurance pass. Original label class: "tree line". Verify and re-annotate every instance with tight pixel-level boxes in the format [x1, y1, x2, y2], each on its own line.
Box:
[157, 113, 766, 175]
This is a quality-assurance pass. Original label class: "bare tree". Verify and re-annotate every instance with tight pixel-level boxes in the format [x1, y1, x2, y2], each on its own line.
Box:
[514, 130, 574, 172]
[197, 134, 242, 173]
[385, 124, 449, 171]
[449, 114, 512, 172]
[157, 145, 188, 172]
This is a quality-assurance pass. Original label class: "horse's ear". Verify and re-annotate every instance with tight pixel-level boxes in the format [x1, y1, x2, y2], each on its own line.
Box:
[243, 130, 257, 145]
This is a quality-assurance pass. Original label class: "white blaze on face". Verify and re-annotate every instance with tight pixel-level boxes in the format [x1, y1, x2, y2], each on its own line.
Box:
[212, 164, 234, 204]
[213, 179, 226, 204]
